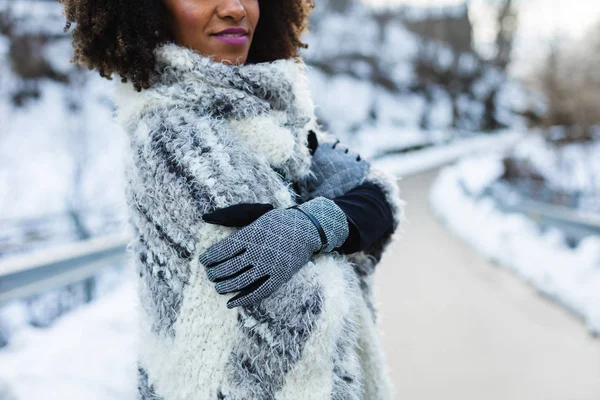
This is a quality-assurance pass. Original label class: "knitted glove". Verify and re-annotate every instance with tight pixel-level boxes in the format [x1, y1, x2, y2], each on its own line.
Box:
[199, 197, 349, 308]
[301, 130, 370, 201]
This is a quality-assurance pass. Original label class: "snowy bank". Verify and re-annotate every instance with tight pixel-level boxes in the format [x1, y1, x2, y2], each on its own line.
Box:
[430, 156, 600, 335]
[0, 279, 138, 399]
[502, 133, 600, 213]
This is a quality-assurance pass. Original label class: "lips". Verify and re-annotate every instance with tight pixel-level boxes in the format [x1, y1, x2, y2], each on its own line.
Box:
[212, 27, 248, 36]
[211, 28, 249, 45]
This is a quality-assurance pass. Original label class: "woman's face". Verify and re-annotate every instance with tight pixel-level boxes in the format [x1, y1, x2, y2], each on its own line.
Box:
[163, 0, 260, 65]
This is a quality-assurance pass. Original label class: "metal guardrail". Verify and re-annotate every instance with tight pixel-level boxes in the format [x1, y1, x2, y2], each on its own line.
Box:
[0, 207, 127, 256]
[481, 182, 600, 241]
[498, 199, 600, 242]
[0, 233, 130, 305]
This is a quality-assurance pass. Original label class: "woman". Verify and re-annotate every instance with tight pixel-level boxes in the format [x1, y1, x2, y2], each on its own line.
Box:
[61, 0, 404, 398]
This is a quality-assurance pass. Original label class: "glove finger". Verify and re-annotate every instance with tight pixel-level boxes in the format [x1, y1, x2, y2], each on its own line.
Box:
[307, 130, 319, 155]
[203, 203, 274, 227]
[205, 249, 248, 281]
[215, 268, 260, 294]
[199, 236, 245, 268]
[226, 275, 272, 309]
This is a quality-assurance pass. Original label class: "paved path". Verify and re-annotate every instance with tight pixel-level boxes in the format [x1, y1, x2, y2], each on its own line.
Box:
[375, 168, 600, 400]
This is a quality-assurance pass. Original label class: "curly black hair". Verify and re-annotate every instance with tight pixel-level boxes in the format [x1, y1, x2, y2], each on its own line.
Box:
[60, 0, 315, 91]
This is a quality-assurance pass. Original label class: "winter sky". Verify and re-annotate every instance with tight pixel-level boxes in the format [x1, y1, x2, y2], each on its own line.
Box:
[367, 0, 599, 40]
[365, 0, 600, 77]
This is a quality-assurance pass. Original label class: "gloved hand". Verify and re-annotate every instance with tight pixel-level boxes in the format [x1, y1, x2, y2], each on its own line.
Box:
[199, 197, 349, 308]
[300, 130, 370, 201]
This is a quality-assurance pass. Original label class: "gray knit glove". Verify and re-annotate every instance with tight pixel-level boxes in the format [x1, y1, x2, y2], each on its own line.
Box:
[199, 197, 349, 308]
[300, 130, 370, 201]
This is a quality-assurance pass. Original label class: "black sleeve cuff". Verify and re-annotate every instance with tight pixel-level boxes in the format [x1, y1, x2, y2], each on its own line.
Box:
[332, 182, 395, 254]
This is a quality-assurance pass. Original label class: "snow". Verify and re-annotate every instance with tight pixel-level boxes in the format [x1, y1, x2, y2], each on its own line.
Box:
[430, 156, 600, 335]
[309, 71, 375, 135]
[0, 279, 138, 399]
[0, 73, 128, 254]
[382, 23, 420, 66]
[304, 0, 528, 137]
[426, 87, 453, 129]
[511, 134, 600, 198]
[0, 1, 128, 253]
[0, 77, 127, 222]
[456, 155, 505, 196]
[373, 92, 426, 128]
[0, 0, 64, 35]
[498, 134, 600, 214]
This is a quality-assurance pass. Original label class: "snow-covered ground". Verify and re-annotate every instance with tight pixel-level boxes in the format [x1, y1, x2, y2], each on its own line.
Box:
[430, 154, 600, 335]
[0, 279, 138, 399]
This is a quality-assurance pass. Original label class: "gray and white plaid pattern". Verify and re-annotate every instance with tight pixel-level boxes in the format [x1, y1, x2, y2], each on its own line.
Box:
[302, 140, 370, 201]
[199, 197, 349, 308]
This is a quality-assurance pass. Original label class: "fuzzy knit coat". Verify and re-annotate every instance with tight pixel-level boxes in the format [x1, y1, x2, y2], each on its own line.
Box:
[114, 43, 404, 400]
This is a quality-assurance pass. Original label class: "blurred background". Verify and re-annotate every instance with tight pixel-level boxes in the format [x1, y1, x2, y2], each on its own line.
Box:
[0, 0, 599, 399]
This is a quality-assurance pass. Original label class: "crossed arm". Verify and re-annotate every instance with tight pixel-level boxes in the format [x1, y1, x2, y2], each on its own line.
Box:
[200, 130, 401, 308]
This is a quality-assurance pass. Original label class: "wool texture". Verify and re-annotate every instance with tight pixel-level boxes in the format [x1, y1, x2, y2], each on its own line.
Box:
[114, 42, 403, 400]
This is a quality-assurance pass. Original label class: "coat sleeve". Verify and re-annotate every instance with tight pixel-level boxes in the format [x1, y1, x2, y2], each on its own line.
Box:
[333, 182, 396, 255]
[357, 166, 405, 263]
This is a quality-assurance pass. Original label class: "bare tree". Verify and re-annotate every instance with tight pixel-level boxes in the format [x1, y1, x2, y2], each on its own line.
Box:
[540, 38, 570, 127]
[527, 23, 600, 142]
[486, 0, 518, 70]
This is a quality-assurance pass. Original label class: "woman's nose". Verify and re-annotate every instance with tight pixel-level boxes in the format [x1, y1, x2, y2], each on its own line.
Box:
[216, 0, 246, 22]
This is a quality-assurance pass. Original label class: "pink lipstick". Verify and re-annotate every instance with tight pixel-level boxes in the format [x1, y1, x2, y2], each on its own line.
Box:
[211, 28, 249, 45]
